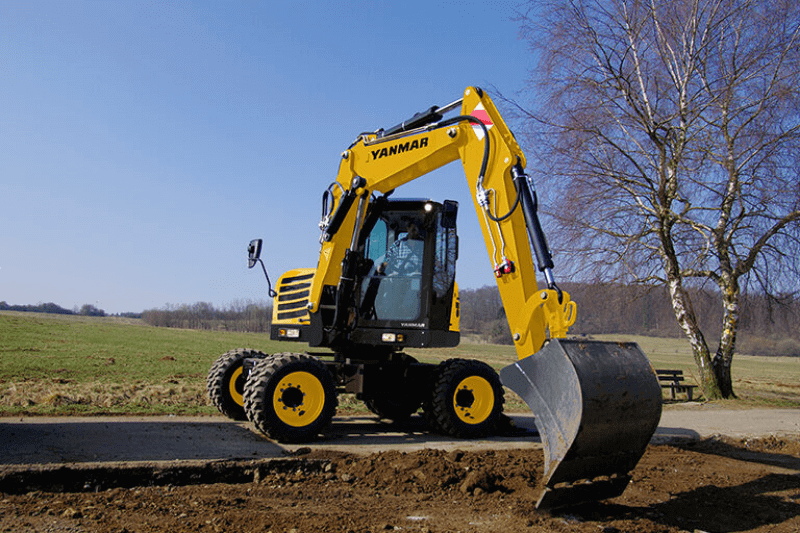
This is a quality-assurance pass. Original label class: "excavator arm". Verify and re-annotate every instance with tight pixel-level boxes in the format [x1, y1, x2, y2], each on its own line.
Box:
[312, 87, 574, 357]
[309, 87, 661, 509]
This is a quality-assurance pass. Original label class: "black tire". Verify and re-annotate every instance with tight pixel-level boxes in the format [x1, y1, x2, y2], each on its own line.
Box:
[423, 358, 505, 439]
[207, 348, 268, 421]
[243, 352, 337, 443]
[363, 353, 423, 423]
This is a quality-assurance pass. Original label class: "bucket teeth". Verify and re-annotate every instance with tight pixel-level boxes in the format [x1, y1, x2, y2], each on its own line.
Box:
[500, 339, 662, 509]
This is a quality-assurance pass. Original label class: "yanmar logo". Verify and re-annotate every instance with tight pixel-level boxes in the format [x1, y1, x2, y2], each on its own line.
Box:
[371, 137, 429, 160]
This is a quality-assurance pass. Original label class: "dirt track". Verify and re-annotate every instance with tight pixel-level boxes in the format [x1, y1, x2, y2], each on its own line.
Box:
[1, 408, 799, 532]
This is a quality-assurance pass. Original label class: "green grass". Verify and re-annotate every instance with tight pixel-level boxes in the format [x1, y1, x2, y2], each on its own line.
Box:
[1, 311, 798, 416]
[592, 333, 800, 408]
[0, 312, 297, 416]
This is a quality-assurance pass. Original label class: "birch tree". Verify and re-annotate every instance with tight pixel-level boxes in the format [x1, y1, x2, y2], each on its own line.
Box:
[515, 0, 800, 398]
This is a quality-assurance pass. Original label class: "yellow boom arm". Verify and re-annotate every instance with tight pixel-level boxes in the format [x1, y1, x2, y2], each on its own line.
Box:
[310, 87, 575, 358]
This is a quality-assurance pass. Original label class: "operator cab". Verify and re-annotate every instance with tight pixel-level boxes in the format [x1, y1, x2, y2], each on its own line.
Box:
[351, 198, 459, 348]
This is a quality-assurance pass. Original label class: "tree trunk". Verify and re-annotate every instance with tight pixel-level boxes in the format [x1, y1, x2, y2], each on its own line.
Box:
[661, 233, 724, 399]
[666, 276, 723, 399]
[712, 353, 735, 398]
[712, 278, 740, 398]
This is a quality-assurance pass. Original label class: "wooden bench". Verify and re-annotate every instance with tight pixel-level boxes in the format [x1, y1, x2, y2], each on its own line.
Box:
[656, 369, 699, 401]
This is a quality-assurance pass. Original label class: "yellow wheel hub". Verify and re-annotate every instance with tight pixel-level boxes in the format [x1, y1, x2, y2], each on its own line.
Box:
[228, 366, 244, 407]
[272, 371, 326, 427]
[453, 375, 494, 424]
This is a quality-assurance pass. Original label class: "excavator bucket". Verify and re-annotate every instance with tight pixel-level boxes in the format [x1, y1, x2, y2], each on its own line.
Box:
[500, 339, 662, 510]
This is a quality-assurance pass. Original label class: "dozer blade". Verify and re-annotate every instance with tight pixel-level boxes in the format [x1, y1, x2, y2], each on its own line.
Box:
[499, 339, 662, 510]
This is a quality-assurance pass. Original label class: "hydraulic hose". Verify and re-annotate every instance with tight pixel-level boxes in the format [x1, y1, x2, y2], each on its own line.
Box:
[438, 115, 490, 189]
[437, 115, 521, 223]
[485, 171, 522, 222]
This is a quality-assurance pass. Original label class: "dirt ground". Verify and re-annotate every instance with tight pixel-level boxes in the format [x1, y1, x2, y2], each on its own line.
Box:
[1, 433, 799, 533]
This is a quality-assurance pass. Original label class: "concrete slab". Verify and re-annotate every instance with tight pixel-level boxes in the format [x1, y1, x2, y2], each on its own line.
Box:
[1, 407, 797, 466]
[0, 415, 540, 465]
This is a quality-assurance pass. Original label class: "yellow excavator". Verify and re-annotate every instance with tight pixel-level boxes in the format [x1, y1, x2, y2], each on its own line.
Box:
[207, 87, 662, 509]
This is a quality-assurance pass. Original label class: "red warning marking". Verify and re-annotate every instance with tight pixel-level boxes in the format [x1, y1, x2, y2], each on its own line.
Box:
[471, 106, 493, 126]
[470, 103, 494, 140]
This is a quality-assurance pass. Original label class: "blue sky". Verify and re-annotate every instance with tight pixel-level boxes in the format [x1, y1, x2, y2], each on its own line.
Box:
[1, 0, 535, 314]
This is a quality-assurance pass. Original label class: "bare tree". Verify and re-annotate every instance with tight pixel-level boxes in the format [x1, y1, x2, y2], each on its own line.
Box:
[513, 0, 800, 398]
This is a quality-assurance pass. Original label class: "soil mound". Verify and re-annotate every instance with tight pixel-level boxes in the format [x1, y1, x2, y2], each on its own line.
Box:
[2, 436, 799, 532]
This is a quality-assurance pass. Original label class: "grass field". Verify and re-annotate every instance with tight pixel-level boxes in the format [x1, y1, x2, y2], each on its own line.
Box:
[1, 311, 798, 416]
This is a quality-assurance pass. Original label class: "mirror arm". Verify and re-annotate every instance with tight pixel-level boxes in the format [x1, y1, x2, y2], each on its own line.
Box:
[254, 257, 278, 298]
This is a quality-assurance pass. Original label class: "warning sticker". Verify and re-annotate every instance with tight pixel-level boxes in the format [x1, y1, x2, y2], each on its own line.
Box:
[470, 103, 494, 140]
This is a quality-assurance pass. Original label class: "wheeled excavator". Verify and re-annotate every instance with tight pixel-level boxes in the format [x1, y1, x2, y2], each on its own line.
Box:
[207, 87, 662, 509]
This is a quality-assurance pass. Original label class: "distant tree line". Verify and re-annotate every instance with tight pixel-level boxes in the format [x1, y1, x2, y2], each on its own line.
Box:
[459, 284, 800, 357]
[140, 283, 800, 356]
[0, 301, 111, 317]
[141, 300, 270, 332]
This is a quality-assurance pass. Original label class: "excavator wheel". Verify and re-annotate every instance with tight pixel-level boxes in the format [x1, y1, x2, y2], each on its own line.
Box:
[207, 348, 268, 421]
[424, 359, 505, 438]
[364, 353, 423, 423]
[243, 352, 337, 443]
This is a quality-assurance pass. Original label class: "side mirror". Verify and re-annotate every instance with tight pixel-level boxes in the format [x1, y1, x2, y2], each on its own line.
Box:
[442, 200, 458, 229]
[248, 239, 263, 268]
